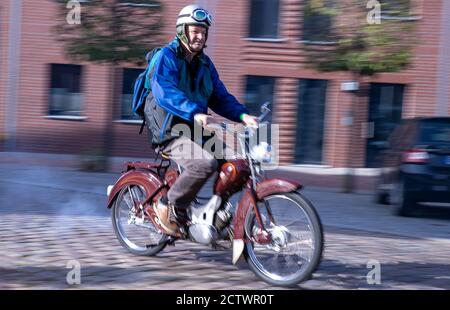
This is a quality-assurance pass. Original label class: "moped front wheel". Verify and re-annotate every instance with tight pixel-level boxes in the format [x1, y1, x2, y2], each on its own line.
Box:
[111, 184, 168, 256]
[244, 192, 323, 287]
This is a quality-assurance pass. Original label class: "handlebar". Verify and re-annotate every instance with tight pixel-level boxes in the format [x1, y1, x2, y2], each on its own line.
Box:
[202, 102, 271, 134]
[203, 122, 228, 132]
[204, 121, 268, 135]
[258, 101, 271, 123]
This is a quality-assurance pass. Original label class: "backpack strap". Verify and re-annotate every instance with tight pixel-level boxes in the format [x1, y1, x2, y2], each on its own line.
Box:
[137, 48, 162, 135]
[138, 45, 180, 135]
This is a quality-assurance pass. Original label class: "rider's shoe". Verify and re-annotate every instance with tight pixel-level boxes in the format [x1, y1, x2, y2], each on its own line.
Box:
[153, 198, 187, 238]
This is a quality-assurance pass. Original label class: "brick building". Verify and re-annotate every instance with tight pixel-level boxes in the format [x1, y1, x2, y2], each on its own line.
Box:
[1, 0, 449, 167]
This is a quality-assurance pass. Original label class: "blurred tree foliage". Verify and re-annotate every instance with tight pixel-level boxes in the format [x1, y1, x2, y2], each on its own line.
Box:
[302, 0, 418, 76]
[53, 0, 163, 65]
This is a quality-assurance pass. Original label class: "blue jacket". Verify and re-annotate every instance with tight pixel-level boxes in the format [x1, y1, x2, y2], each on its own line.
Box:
[144, 38, 249, 146]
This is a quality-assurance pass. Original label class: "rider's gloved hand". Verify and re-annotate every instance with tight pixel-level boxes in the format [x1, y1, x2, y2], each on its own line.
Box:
[240, 113, 259, 128]
[194, 113, 216, 126]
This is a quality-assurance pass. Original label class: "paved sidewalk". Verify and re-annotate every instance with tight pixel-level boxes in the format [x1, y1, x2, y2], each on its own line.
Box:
[0, 151, 377, 192]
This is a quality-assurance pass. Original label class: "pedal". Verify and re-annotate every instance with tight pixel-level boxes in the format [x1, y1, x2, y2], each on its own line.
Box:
[166, 236, 177, 246]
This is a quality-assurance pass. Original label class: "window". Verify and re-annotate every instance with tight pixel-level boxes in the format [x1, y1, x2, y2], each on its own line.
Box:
[49, 64, 83, 116]
[366, 83, 404, 167]
[302, 0, 334, 42]
[420, 120, 450, 146]
[380, 0, 412, 20]
[121, 68, 144, 120]
[294, 79, 328, 164]
[248, 0, 280, 39]
[244, 76, 275, 118]
[244, 76, 276, 144]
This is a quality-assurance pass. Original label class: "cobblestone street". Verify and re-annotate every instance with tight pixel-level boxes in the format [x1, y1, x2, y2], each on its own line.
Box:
[1, 159, 450, 290]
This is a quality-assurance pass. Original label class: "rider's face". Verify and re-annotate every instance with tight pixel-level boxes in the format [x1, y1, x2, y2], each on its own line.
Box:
[187, 25, 207, 52]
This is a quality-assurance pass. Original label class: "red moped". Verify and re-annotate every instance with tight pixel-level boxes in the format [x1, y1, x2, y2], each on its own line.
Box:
[107, 103, 323, 286]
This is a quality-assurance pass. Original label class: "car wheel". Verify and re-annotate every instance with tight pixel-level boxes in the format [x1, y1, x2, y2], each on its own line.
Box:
[375, 190, 389, 205]
[391, 180, 418, 217]
[374, 174, 390, 205]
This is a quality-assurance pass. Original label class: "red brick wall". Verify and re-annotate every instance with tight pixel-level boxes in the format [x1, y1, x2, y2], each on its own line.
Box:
[393, 0, 443, 119]
[210, 0, 248, 98]
[237, 0, 444, 167]
[273, 78, 298, 164]
[0, 1, 10, 151]
[435, 0, 450, 117]
[239, 0, 354, 166]
[12, 0, 110, 155]
[1, 0, 447, 167]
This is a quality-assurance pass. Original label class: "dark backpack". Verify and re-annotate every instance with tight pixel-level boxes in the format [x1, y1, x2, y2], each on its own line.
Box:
[132, 47, 162, 133]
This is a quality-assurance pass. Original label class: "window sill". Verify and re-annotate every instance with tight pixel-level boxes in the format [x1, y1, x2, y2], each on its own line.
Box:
[113, 119, 142, 125]
[118, 2, 160, 8]
[242, 37, 288, 43]
[381, 15, 422, 21]
[278, 165, 381, 176]
[297, 40, 337, 45]
[43, 115, 87, 121]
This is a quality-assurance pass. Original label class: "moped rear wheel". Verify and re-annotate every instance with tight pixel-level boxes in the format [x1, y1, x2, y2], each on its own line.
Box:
[111, 184, 168, 256]
[244, 192, 323, 287]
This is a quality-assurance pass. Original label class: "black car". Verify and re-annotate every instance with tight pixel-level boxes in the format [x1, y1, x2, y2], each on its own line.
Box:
[376, 117, 450, 216]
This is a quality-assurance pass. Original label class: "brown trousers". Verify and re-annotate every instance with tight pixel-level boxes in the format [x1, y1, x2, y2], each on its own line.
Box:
[161, 136, 235, 210]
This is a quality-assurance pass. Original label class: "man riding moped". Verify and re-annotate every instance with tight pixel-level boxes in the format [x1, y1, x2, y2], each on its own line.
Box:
[144, 4, 258, 237]
[107, 4, 324, 287]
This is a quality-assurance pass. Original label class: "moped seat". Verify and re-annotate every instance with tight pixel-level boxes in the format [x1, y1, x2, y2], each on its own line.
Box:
[125, 161, 162, 171]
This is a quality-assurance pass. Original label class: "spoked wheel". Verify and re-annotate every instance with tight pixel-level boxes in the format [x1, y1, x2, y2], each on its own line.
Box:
[111, 184, 168, 256]
[244, 192, 323, 287]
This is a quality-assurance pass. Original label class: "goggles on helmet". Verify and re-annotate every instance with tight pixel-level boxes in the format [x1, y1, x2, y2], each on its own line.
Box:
[179, 9, 212, 26]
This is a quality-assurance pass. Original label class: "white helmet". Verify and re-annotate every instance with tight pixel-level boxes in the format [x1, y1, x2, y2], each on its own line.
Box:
[176, 4, 212, 46]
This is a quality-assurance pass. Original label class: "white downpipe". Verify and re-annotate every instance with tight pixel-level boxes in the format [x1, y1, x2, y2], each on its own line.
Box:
[5, 0, 23, 150]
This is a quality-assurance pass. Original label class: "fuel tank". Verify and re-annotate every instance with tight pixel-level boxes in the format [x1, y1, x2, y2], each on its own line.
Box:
[214, 159, 250, 197]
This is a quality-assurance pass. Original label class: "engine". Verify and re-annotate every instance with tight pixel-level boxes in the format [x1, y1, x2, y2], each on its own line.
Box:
[188, 195, 222, 244]
[214, 205, 233, 232]
[188, 197, 233, 245]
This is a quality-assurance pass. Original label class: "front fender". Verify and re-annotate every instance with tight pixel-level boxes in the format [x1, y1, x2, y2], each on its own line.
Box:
[106, 170, 164, 209]
[256, 178, 302, 200]
[231, 178, 302, 264]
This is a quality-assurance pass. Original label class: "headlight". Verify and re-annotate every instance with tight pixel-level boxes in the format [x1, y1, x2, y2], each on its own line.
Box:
[107, 185, 113, 196]
[250, 142, 273, 163]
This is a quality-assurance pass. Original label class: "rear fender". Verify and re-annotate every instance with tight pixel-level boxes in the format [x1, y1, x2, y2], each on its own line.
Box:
[231, 178, 302, 264]
[107, 170, 164, 209]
